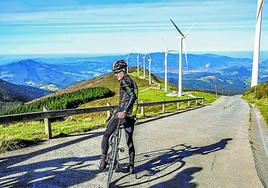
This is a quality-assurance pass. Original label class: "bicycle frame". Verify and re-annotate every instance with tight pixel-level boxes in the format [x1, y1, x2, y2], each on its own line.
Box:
[106, 119, 123, 188]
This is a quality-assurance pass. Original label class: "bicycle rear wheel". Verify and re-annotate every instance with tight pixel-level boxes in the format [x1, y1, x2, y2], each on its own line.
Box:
[107, 130, 119, 188]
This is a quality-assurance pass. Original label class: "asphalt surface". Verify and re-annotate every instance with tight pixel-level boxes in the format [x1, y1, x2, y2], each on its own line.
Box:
[0, 96, 263, 188]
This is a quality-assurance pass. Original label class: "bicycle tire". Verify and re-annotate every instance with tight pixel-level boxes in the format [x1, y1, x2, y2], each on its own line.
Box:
[107, 129, 119, 188]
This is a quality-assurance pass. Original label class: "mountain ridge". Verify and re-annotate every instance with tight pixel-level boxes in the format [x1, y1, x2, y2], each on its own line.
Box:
[0, 53, 267, 94]
[0, 79, 51, 102]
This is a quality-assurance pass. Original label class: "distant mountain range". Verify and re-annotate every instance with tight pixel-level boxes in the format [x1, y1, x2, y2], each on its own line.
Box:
[0, 53, 268, 94]
[0, 79, 51, 102]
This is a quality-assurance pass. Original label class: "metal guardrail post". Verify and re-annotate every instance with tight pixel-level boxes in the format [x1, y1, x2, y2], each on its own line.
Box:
[187, 100, 190, 108]
[107, 103, 111, 119]
[162, 101, 165, 113]
[141, 101, 144, 117]
[177, 102, 180, 109]
[195, 100, 198, 106]
[201, 99, 204, 104]
[43, 107, 52, 139]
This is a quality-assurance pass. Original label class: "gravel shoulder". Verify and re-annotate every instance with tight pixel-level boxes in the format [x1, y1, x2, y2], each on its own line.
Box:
[249, 104, 268, 187]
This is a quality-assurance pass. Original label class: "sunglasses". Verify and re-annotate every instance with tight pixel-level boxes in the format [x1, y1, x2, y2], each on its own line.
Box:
[114, 71, 122, 75]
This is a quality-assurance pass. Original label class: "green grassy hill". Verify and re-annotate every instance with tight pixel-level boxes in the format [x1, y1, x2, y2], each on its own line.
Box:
[0, 67, 218, 152]
[242, 81, 268, 126]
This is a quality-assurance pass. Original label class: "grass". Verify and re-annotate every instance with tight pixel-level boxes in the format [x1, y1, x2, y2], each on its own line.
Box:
[242, 96, 268, 126]
[242, 82, 268, 127]
[0, 68, 218, 152]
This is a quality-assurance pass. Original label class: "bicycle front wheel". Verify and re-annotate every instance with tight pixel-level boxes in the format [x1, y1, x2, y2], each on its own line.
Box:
[107, 132, 119, 188]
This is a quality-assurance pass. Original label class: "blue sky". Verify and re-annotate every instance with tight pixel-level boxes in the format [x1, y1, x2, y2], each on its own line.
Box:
[0, 0, 267, 55]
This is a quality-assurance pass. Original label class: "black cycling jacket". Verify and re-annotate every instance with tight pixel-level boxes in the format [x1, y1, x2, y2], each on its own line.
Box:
[118, 75, 137, 116]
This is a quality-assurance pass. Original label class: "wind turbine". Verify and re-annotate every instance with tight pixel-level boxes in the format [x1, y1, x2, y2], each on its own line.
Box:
[164, 49, 168, 92]
[136, 53, 140, 76]
[126, 53, 129, 74]
[143, 53, 147, 79]
[170, 19, 193, 97]
[251, 0, 264, 87]
[163, 48, 176, 92]
[148, 53, 152, 84]
[162, 37, 175, 92]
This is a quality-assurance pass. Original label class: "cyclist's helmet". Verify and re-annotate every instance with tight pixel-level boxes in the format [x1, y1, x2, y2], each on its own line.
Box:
[112, 60, 127, 73]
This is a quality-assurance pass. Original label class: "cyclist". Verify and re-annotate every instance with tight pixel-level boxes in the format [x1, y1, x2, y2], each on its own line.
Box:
[99, 59, 137, 174]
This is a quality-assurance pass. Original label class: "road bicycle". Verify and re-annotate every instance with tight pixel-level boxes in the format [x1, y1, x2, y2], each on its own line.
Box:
[106, 118, 125, 188]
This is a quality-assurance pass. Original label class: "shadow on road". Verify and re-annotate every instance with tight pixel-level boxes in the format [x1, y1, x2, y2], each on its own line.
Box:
[0, 131, 103, 187]
[0, 129, 232, 187]
[150, 167, 203, 188]
[0, 156, 102, 187]
[112, 138, 232, 187]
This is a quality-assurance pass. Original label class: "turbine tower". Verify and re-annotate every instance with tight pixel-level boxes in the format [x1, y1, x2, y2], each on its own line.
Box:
[170, 19, 192, 97]
[163, 48, 176, 92]
[136, 53, 140, 76]
[251, 0, 264, 87]
[126, 53, 129, 74]
[162, 37, 176, 92]
[164, 49, 168, 92]
[143, 53, 147, 79]
[148, 53, 152, 84]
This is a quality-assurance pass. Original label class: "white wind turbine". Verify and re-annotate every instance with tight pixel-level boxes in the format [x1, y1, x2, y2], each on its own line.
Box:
[136, 53, 140, 76]
[143, 53, 147, 79]
[148, 53, 152, 84]
[251, 0, 264, 87]
[162, 37, 176, 92]
[126, 53, 129, 74]
[163, 48, 176, 92]
[170, 19, 193, 97]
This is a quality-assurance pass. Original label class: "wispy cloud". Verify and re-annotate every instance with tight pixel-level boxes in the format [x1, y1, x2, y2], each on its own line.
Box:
[0, 0, 267, 54]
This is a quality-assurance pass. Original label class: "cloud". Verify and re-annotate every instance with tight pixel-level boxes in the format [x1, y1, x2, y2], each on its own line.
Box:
[0, 0, 267, 54]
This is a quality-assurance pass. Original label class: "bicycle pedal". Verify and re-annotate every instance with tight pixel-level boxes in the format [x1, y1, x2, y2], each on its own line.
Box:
[119, 147, 125, 153]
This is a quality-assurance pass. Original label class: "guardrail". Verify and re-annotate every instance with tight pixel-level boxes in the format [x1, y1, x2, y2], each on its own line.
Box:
[0, 97, 204, 138]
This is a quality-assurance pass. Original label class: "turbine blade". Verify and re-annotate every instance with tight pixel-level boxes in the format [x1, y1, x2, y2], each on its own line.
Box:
[256, 0, 264, 22]
[183, 39, 189, 69]
[170, 19, 184, 37]
[185, 23, 195, 37]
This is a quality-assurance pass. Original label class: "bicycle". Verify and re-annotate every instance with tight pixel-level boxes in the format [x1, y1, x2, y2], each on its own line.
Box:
[106, 118, 125, 188]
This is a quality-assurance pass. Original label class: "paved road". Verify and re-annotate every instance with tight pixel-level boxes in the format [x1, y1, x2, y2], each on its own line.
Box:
[0, 96, 263, 188]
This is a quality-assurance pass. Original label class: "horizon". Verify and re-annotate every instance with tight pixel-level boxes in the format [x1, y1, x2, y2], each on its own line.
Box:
[0, 0, 267, 55]
[1, 50, 268, 58]
[2, 51, 268, 66]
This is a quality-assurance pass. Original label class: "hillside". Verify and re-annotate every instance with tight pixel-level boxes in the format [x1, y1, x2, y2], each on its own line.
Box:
[243, 81, 268, 100]
[30, 67, 171, 104]
[0, 79, 51, 102]
[243, 81, 268, 126]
